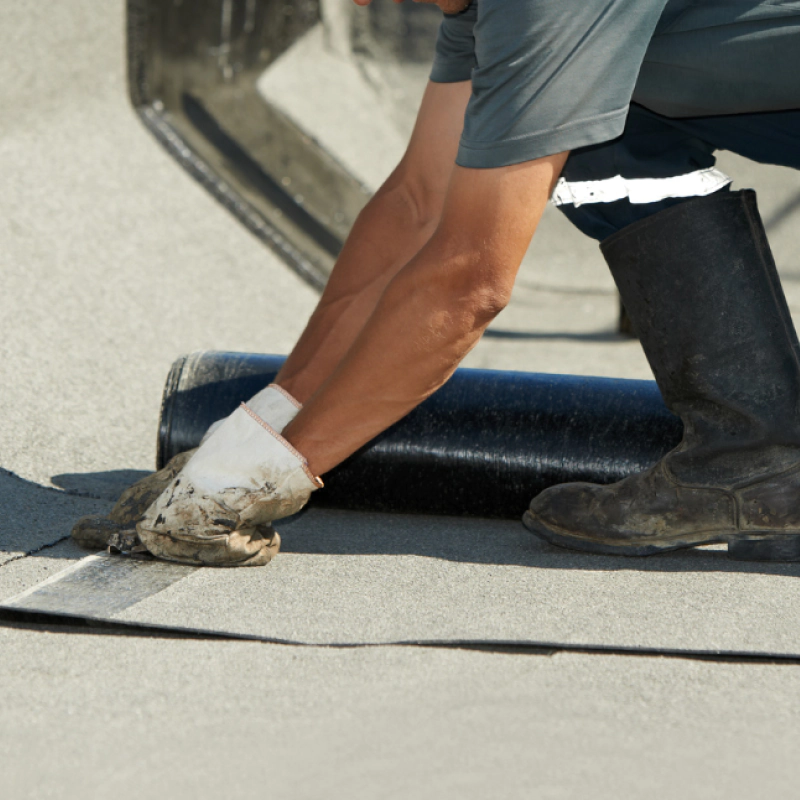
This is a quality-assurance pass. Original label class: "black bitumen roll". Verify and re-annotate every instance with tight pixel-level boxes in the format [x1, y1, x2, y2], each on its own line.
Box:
[157, 351, 683, 519]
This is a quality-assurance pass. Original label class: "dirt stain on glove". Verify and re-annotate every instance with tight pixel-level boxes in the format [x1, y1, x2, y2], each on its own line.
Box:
[71, 449, 197, 550]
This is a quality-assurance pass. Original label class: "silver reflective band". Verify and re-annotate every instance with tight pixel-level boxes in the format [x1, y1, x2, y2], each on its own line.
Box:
[551, 167, 732, 208]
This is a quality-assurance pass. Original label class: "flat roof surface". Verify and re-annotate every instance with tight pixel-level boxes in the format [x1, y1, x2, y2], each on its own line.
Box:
[3, 2, 800, 797]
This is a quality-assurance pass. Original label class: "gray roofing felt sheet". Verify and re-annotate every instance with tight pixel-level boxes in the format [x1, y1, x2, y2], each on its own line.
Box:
[5, 507, 799, 656]
[0, 469, 109, 567]
[4, 2, 800, 796]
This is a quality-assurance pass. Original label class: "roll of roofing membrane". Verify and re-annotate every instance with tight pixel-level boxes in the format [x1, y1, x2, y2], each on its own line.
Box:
[157, 351, 683, 519]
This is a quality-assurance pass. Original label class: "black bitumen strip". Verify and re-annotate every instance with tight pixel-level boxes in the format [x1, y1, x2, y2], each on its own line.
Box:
[2, 606, 800, 665]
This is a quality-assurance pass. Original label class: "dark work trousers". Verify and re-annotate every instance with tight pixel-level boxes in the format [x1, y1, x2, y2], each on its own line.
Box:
[556, 104, 800, 241]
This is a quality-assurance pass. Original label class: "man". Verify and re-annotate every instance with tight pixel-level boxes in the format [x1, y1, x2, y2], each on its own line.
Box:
[89, 0, 800, 565]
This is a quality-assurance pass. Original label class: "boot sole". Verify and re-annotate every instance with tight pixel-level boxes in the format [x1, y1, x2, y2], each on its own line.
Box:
[522, 512, 800, 561]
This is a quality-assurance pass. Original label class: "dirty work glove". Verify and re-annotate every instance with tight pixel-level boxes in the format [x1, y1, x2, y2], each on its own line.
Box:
[71, 449, 197, 551]
[136, 403, 322, 567]
[200, 383, 301, 444]
[71, 384, 300, 552]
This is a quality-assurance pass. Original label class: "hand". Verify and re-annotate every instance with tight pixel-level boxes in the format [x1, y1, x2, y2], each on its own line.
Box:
[136, 405, 321, 566]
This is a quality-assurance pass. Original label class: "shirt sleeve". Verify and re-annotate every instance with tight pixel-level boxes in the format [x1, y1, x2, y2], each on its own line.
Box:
[455, 0, 670, 168]
[429, 4, 478, 84]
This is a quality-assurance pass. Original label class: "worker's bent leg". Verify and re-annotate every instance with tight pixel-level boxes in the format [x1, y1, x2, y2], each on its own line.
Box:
[556, 104, 800, 333]
[554, 0, 800, 240]
[556, 104, 800, 243]
[554, 104, 732, 242]
[525, 190, 800, 561]
[528, 105, 800, 560]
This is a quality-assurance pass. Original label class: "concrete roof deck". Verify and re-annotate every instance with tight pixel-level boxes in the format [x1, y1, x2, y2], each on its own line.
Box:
[2, 2, 800, 796]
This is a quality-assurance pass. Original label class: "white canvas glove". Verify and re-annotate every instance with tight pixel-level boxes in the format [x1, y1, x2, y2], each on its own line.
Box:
[200, 383, 301, 444]
[137, 402, 321, 567]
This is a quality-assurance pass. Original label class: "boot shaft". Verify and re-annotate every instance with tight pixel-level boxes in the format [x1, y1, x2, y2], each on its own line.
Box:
[601, 190, 800, 484]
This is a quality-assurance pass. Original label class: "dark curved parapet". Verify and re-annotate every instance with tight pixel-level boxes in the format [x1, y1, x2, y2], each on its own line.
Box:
[127, 0, 439, 289]
[158, 351, 683, 518]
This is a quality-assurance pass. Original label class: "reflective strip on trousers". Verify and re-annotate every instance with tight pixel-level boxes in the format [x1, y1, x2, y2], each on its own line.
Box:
[551, 167, 732, 208]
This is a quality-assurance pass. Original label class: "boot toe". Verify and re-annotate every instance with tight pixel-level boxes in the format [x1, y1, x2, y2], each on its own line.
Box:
[526, 482, 603, 534]
[524, 462, 737, 555]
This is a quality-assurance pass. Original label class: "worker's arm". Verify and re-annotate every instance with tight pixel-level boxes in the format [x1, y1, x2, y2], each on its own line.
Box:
[283, 151, 569, 476]
[135, 133, 567, 566]
[275, 79, 472, 404]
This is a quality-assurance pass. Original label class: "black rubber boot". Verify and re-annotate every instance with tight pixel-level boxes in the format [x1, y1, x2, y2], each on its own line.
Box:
[524, 190, 800, 560]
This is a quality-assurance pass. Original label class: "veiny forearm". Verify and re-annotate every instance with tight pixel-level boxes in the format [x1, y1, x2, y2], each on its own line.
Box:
[281, 155, 567, 477]
[282, 240, 504, 476]
[275, 175, 439, 403]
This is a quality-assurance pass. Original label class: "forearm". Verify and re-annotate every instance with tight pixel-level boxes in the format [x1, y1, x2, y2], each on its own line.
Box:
[281, 155, 567, 477]
[275, 173, 439, 403]
[275, 80, 472, 404]
[283, 239, 508, 476]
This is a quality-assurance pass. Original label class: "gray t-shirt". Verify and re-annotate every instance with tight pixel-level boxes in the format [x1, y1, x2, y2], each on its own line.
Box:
[431, 0, 800, 168]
